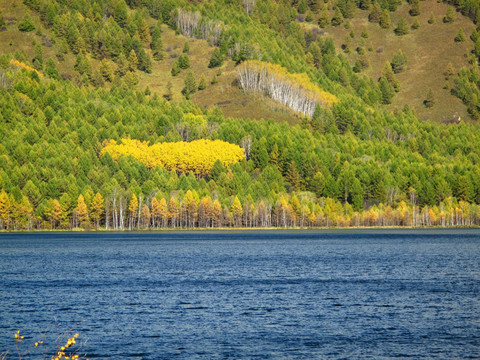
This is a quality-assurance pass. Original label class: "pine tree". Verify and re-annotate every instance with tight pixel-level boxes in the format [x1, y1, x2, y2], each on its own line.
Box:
[424, 89, 435, 108]
[318, 5, 330, 28]
[171, 62, 180, 76]
[391, 50, 408, 73]
[411, 18, 420, 30]
[368, 2, 382, 23]
[198, 74, 207, 90]
[76, 194, 89, 227]
[395, 17, 409, 35]
[178, 54, 190, 69]
[128, 50, 139, 71]
[455, 28, 466, 42]
[409, 0, 420, 16]
[33, 43, 44, 71]
[380, 10, 391, 29]
[164, 80, 173, 100]
[182, 71, 197, 99]
[331, 7, 344, 26]
[183, 41, 190, 53]
[18, 13, 35, 32]
[90, 193, 104, 229]
[428, 12, 435, 24]
[208, 48, 223, 68]
[444, 6, 455, 23]
[379, 77, 394, 104]
[231, 196, 243, 227]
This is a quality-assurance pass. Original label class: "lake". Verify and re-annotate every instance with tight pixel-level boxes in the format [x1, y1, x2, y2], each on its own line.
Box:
[1, 230, 479, 359]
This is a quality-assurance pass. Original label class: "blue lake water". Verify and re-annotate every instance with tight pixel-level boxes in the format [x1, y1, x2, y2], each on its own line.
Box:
[1, 230, 480, 359]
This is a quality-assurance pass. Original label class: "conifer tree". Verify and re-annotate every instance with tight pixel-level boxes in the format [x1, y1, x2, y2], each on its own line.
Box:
[424, 89, 435, 108]
[444, 6, 455, 23]
[182, 71, 197, 99]
[318, 5, 330, 28]
[331, 7, 344, 26]
[428, 12, 435, 24]
[409, 0, 420, 16]
[380, 10, 391, 29]
[198, 74, 207, 90]
[368, 2, 382, 23]
[395, 17, 409, 35]
[18, 13, 35, 32]
[455, 28, 466, 42]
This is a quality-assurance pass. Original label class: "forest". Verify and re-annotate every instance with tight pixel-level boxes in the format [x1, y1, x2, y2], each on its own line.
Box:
[1, 0, 480, 230]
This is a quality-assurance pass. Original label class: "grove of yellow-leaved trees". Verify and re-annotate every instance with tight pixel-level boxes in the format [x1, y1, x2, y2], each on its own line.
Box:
[100, 139, 245, 176]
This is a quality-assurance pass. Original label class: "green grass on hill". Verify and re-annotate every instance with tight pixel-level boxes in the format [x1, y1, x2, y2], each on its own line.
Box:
[323, 0, 476, 123]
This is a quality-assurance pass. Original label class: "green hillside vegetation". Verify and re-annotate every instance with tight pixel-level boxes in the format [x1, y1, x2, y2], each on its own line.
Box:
[318, 0, 477, 122]
[1, 0, 480, 230]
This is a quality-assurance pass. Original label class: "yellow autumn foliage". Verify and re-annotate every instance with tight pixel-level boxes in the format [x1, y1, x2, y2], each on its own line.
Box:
[100, 139, 245, 176]
[10, 59, 43, 77]
[237, 60, 338, 116]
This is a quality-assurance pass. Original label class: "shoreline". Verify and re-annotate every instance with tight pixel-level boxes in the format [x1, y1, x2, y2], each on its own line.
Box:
[1, 226, 480, 234]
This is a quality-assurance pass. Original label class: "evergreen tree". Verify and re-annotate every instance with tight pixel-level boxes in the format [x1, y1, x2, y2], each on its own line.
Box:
[178, 54, 190, 69]
[379, 77, 394, 104]
[18, 13, 35, 32]
[183, 41, 190, 53]
[208, 48, 223, 68]
[409, 0, 420, 16]
[318, 5, 330, 28]
[428, 12, 435, 24]
[411, 18, 420, 30]
[379, 10, 391, 29]
[182, 71, 197, 99]
[454, 28, 466, 42]
[164, 80, 173, 100]
[331, 7, 344, 26]
[395, 17, 409, 36]
[391, 50, 408, 73]
[368, 2, 382, 23]
[198, 74, 207, 90]
[444, 6, 455, 23]
[171, 62, 180, 76]
[32, 43, 43, 71]
[424, 89, 435, 108]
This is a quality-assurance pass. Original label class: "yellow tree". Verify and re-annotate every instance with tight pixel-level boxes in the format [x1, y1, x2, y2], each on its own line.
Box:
[46, 199, 63, 229]
[18, 196, 33, 230]
[76, 194, 89, 228]
[231, 196, 243, 227]
[90, 193, 104, 229]
[212, 199, 222, 227]
[0, 189, 11, 229]
[128, 194, 138, 230]
[168, 197, 179, 228]
[199, 196, 213, 228]
[141, 204, 151, 229]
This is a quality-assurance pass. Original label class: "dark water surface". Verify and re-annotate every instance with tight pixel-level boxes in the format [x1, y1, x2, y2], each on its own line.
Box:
[1, 230, 480, 359]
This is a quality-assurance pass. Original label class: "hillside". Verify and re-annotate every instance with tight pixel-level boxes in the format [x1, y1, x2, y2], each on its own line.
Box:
[1, 0, 480, 230]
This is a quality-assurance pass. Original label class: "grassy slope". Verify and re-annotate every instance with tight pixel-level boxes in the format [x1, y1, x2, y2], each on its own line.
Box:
[323, 0, 476, 122]
[1, 0, 477, 124]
